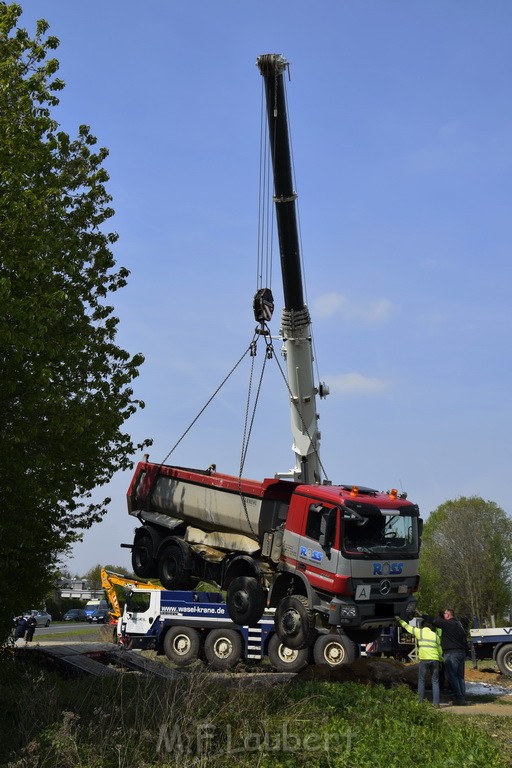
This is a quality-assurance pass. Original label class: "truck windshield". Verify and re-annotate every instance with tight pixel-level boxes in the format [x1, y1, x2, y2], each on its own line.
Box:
[342, 510, 418, 557]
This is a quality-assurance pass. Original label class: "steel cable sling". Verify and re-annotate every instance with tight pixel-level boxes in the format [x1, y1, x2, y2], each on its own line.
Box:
[160, 339, 256, 466]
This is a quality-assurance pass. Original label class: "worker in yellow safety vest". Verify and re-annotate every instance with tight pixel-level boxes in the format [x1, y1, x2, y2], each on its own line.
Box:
[396, 616, 443, 706]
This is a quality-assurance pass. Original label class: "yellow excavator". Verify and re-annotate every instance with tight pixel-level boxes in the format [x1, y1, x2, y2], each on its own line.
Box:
[100, 568, 163, 623]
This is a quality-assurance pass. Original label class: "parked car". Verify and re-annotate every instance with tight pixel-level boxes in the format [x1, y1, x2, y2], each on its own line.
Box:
[62, 609, 88, 622]
[23, 610, 52, 627]
[87, 609, 110, 624]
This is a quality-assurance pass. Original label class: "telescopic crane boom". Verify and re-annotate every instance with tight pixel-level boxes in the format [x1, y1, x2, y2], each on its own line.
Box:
[256, 54, 327, 485]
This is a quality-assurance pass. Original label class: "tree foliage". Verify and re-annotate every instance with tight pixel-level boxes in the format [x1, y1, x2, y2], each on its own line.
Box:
[418, 496, 512, 624]
[0, 4, 149, 639]
[84, 564, 132, 592]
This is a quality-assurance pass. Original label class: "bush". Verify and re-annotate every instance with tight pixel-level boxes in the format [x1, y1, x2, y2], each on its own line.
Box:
[0, 655, 506, 768]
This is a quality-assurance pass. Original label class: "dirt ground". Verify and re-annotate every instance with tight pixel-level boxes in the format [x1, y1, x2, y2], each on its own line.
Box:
[465, 664, 512, 687]
[446, 664, 512, 716]
[298, 657, 512, 716]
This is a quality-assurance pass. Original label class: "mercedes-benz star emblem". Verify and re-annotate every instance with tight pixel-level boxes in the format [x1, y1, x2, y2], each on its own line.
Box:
[379, 579, 391, 595]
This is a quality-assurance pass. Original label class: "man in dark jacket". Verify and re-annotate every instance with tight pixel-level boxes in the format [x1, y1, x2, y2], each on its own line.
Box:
[25, 613, 38, 643]
[422, 608, 468, 705]
[13, 616, 27, 644]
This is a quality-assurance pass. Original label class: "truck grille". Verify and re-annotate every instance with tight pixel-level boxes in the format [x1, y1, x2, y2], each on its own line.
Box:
[352, 577, 414, 600]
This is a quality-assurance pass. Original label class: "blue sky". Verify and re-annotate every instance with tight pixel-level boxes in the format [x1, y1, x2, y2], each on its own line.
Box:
[18, 1, 512, 575]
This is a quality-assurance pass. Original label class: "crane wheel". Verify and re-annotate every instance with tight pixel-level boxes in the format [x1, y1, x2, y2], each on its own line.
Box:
[496, 644, 512, 677]
[313, 633, 356, 667]
[163, 626, 201, 666]
[204, 629, 242, 670]
[267, 633, 309, 672]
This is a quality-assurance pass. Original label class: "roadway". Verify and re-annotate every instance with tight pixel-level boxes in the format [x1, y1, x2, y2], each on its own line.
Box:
[32, 622, 103, 638]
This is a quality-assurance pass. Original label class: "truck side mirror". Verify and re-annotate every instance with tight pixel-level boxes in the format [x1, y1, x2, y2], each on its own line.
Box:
[319, 507, 336, 558]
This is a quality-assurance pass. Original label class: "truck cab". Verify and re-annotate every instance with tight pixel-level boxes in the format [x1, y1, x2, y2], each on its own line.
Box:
[270, 484, 420, 645]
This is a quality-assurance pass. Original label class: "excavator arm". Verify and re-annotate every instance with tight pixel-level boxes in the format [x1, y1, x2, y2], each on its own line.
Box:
[100, 568, 163, 621]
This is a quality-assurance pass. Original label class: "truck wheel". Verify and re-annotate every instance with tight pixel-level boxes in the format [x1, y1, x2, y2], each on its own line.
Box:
[267, 633, 309, 672]
[226, 576, 266, 626]
[204, 629, 242, 670]
[158, 544, 194, 589]
[313, 633, 356, 667]
[496, 644, 512, 677]
[274, 595, 317, 650]
[132, 533, 155, 578]
[163, 626, 201, 666]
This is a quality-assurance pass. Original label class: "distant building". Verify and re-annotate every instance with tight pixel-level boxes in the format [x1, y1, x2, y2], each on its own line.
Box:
[59, 577, 103, 601]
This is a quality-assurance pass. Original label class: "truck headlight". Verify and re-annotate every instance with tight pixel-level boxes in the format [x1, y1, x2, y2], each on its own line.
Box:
[339, 605, 358, 618]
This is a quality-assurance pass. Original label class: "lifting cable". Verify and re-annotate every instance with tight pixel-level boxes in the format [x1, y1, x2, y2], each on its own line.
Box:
[161, 86, 274, 471]
[160, 340, 256, 466]
[256, 77, 275, 297]
[238, 75, 281, 486]
[239, 339, 267, 478]
[235, 80, 279, 535]
[237, 329, 272, 537]
[161, 69, 328, 514]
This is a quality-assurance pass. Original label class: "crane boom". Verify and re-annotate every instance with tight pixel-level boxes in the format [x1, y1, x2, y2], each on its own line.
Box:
[256, 54, 326, 484]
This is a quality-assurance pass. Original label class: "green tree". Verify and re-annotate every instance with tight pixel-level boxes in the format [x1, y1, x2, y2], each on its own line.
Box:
[418, 496, 512, 624]
[0, 4, 149, 639]
[84, 564, 132, 592]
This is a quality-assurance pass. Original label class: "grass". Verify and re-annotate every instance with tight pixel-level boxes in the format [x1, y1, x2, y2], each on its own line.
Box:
[461, 716, 512, 766]
[37, 627, 111, 641]
[0, 651, 509, 768]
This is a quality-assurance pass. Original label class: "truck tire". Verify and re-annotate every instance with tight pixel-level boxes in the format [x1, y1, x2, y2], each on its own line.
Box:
[163, 626, 201, 666]
[204, 628, 242, 670]
[267, 633, 309, 672]
[158, 543, 194, 589]
[313, 633, 356, 667]
[226, 576, 266, 626]
[132, 533, 156, 578]
[274, 595, 317, 650]
[496, 644, 512, 677]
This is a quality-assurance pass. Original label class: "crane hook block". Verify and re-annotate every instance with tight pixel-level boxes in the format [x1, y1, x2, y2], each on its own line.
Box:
[253, 288, 274, 323]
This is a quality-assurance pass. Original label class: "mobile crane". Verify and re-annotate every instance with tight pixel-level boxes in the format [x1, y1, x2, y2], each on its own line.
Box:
[470, 626, 512, 677]
[125, 54, 422, 650]
[118, 585, 360, 671]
